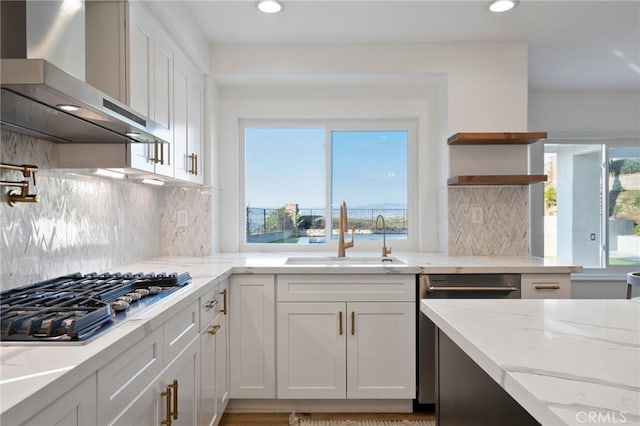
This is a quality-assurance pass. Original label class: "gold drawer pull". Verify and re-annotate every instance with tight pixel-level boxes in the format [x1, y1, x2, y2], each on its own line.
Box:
[221, 289, 227, 315]
[161, 386, 172, 425]
[208, 324, 221, 335]
[338, 311, 343, 335]
[205, 299, 218, 310]
[351, 311, 355, 335]
[534, 284, 561, 290]
[168, 380, 178, 420]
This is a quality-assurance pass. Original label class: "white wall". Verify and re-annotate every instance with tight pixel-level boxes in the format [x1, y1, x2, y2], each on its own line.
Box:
[211, 42, 529, 252]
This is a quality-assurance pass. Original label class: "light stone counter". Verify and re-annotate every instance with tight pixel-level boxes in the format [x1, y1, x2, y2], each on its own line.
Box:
[0, 252, 581, 420]
[421, 299, 640, 426]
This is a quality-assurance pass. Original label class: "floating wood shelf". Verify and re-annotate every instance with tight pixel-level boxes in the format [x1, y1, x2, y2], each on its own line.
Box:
[447, 132, 548, 145]
[447, 175, 548, 186]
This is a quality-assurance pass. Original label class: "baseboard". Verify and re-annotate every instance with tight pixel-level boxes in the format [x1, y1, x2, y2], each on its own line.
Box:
[226, 399, 414, 413]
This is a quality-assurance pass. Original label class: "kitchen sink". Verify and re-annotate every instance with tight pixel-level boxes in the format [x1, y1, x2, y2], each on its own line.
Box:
[285, 256, 407, 266]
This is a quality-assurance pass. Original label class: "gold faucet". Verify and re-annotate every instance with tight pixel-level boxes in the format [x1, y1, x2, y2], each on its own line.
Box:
[337, 201, 354, 257]
[375, 215, 392, 258]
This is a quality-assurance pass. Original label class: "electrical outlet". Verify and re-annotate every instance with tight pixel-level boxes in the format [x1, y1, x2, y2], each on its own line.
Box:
[177, 210, 188, 227]
[471, 206, 483, 224]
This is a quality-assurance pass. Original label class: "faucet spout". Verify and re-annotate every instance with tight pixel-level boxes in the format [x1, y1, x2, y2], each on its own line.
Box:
[375, 214, 392, 258]
[338, 201, 354, 257]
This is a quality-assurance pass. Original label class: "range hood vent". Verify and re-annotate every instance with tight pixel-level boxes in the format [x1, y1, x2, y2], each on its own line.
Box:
[1, 59, 169, 144]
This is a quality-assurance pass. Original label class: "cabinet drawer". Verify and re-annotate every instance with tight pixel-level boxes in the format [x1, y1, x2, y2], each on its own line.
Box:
[521, 274, 571, 299]
[164, 300, 199, 362]
[277, 274, 415, 302]
[97, 328, 163, 425]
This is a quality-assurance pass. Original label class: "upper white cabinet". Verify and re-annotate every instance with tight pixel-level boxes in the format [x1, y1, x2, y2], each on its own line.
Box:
[81, 0, 204, 184]
[173, 52, 204, 184]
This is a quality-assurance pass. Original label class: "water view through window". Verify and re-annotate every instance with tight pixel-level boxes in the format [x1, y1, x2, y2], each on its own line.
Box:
[244, 126, 409, 244]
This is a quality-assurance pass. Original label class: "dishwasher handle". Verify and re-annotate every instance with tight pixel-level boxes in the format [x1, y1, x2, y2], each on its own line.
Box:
[425, 285, 518, 292]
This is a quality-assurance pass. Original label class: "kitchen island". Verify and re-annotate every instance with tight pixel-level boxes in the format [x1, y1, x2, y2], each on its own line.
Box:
[421, 299, 640, 426]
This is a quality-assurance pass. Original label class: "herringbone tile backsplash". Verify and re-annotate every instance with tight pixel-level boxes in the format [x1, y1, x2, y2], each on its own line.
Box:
[0, 131, 212, 290]
[448, 186, 529, 256]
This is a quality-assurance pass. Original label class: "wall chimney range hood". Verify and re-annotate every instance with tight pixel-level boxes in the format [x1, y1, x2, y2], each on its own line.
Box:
[0, 0, 169, 145]
[1, 59, 169, 144]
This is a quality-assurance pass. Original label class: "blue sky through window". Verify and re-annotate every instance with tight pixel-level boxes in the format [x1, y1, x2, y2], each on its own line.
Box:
[245, 127, 408, 209]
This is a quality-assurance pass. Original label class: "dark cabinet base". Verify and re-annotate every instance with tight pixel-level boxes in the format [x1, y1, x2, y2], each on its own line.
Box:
[436, 329, 540, 426]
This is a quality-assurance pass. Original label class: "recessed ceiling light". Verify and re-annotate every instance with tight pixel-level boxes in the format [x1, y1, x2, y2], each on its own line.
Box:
[142, 178, 165, 186]
[57, 104, 80, 112]
[256, 0, 284, 14]
[488, 0, 518, 13]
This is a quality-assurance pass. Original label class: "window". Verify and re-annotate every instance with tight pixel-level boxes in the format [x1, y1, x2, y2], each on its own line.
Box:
[242, 121, 414, 249]
[543, 142, 640, 269]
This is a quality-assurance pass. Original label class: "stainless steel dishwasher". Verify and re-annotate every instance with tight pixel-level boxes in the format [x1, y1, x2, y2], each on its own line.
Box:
[416, 273, 521, 406]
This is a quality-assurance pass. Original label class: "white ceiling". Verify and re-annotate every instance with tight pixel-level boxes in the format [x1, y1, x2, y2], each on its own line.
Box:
[185, 0, 640, 91]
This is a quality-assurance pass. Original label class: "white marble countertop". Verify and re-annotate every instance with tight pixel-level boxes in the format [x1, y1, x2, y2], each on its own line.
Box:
[0, 252, 581, 419]
[421, 299, 640, 426]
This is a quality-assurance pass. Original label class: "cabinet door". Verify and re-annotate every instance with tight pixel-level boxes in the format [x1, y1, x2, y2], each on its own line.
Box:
[164, 337, 200, 426]
[127, 2, 155, 173]
[200, 317, 218, 426]
[277, 302, 347, 399]
[152, 26, 174, 177]
[229, 275, 276, 398]
[173, 54, 190, 181]
[109, 382, 162, 426]
[347, 302, 415, 399]
[215, 282, 229, 413]
[20, 374, 97, 426]
[186, 70, 204, 184]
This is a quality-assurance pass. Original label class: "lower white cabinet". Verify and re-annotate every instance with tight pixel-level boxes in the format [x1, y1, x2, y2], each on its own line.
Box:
[109, 336, 199, 426]
[276, 274, 415, 400]
[18, 374, 97, 426]
[229, 274, 276, 398]
[200, 280, 229, 426]
[521, 273, 571, 299]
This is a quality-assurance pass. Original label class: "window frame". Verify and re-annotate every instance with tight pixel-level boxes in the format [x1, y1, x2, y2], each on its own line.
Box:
[534, 135, 640, 276]
[238, 118, 418, 252]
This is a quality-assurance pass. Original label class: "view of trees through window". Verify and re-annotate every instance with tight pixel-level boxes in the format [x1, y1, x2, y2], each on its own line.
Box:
[244, 126, 409, 245]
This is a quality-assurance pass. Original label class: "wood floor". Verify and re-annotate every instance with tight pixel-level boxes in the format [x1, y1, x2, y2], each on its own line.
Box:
[219, 412, 436, 425]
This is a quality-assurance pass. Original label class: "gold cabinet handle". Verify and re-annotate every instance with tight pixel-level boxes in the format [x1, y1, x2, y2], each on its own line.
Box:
[205, 299, 218, 310]
[194, 154, 198, 175]
[221, 289, 227, 315]
[338, 311, 343, 335]
[351, 311, 355, 335]
[168, 380, 178, 420]
[161, 386, 172, 426]
[188, 153, 195, 175]
[534, 284, 561, 290]
[159, 143, 164, 165]
[208, 324, 221, 335]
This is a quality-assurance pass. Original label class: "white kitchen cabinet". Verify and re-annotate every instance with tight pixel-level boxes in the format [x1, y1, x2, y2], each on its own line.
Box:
[173, 52, 204, 184]
[99, 301, 200, 425]
[276, 275, 415, 400]
[277, 302, 347, 399]
[200, 280, 229, 426]
[346, 302, 415, 399]
[521, 273, 571, 299]
[229, 274, 276, 398]
[17, 374, 97, 426]
[109, 336, 199, 426]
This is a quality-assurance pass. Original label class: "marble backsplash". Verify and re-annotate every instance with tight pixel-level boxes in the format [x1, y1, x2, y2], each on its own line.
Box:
[448, 186, 529, 256]
[0, 131, 212, 290]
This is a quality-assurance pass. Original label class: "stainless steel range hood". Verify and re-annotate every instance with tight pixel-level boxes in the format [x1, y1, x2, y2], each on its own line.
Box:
[0, 0, 169, 144]
[1, 59, 170, 144]
[0, 59, 169, 143]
